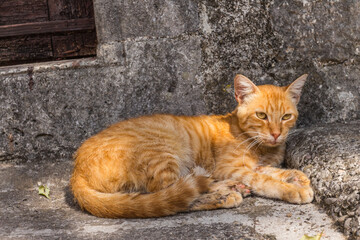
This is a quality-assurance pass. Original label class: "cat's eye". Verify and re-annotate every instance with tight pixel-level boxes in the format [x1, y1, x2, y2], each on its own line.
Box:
[282, 114, 292, 120]
[256, 112, 267, 120]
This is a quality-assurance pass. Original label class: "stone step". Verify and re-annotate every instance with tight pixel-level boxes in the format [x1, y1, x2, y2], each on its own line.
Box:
[0, 159, 345, 240]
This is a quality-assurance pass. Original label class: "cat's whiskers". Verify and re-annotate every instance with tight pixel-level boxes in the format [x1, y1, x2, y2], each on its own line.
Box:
[247, 138, 261, 151]
[246, 131, 267, 138]
[232, 135, 259, 153]
[236, 131, 268, 144]
[235, 132, 262, 144]
[235, 131, 253, 139]
[237, 131, 263, 137]
[240, 136, 263, 166]
[253, 138, 264, 153]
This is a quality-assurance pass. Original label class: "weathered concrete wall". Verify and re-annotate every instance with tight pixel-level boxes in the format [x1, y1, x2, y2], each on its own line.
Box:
[1, 0, 359, 161]
[0, 36, 203, 160]
[200, 0, 360, 126]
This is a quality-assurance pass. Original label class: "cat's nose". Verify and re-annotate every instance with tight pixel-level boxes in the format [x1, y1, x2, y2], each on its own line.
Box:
[271, 133, 280, 141]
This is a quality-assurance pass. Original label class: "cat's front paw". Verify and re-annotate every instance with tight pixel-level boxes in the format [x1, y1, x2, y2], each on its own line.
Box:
[282, 185, 314, 204]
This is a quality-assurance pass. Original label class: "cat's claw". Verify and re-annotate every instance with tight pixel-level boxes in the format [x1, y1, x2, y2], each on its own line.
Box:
[231, 183, 252, 197]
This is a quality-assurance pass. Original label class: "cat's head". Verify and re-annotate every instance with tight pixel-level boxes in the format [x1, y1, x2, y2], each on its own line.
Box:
[234, 74, 308, 147]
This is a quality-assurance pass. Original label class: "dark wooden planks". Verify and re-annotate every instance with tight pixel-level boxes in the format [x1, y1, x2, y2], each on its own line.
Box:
[0, 0, 97, 66]
[0, 0, 48, 25]
[47, 0, 96, 59]
[52, 31, 97, 58]
[0, 18, 95, 38]
[47, 0, 94, 20]
[0, 35, 53, 65]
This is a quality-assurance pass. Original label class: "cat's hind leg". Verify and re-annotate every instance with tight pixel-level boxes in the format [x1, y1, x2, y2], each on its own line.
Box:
[144, 153, 213, 195]
[145, 153, 183, 192]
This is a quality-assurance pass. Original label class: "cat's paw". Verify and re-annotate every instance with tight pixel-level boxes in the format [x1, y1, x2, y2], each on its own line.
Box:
[209, 179, 251, 197]
[189, 185, 244, 211]
[282, 185, 314, 204]
[284, 170, 311, 187]
[229, 182, 252, 197]
[219, 191, 243, 208]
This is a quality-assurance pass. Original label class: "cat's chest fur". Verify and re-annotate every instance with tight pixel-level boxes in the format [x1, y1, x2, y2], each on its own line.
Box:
[189, 131, 285, 174]
[256, 144, 286, 167]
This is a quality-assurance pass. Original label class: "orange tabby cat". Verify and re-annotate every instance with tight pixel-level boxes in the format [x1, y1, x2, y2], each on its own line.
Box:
[70, 74, 314, 218]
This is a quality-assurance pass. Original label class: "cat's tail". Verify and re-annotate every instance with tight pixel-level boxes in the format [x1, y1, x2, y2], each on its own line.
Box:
[70, 174, 210, 218]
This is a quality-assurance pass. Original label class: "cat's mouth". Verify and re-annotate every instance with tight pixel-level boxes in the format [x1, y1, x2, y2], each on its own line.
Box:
[263, 139, 283, 146]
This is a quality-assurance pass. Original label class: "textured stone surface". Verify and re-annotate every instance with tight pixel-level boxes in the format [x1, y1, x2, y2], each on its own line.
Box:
[269, 0, 360, 127]
[199, 0, 281, 114]
[0, 159, 344, 240]
[123, 36, 204, 116]
[199, 0, 360, 126]
[0, 37, 203, 161]
[94, 0, 199, 43]
[121, 0, 199, 39]
[286, 122, 360, 239]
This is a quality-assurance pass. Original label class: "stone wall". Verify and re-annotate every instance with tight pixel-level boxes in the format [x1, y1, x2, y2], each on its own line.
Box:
[1, 0, 359, 161]
[201, 0, 360, 126]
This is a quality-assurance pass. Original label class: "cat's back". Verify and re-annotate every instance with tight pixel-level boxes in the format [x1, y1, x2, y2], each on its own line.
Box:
[74, 114, 189, 168]
[82, 114, 195, 148]
[99, 114, 217, 136]
[105, 114, 185, 136]
[76, 113, 221, 163]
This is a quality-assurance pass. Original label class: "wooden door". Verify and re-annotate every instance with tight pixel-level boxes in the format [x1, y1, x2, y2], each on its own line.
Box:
[0, 0, 97, 66]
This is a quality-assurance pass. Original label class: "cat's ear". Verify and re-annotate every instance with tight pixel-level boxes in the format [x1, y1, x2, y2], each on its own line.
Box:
[286, 74, 308, 105]
[234, 74, 259, 103]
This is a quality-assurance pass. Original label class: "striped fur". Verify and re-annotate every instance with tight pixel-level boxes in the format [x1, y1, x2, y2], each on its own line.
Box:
[70, 74, 313, 218]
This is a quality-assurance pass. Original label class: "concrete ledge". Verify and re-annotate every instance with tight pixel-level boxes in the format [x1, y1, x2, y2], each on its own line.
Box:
[0, 58, 100, 76]
[285, 121, 360, 238]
